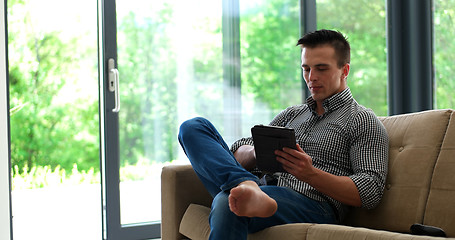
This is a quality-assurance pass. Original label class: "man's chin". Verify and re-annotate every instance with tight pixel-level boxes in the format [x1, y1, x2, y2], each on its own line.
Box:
[311, 94, 324, 101]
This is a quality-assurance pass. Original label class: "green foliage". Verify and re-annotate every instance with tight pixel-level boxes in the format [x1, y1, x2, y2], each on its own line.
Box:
[11, 160, 167, 190]
[117, 5, 178, 165]
[119, 159, 165, 182]
[317, 0, 387, 116]
[240, 0, 301, 114]
[116, 2, 225, 165]
[434, 0, 455, 109]
[12, 164, 100, 190]
[8, 0, 99, 173]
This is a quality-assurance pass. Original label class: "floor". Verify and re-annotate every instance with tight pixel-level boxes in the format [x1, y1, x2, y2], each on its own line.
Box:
[11, 179, 161, 240]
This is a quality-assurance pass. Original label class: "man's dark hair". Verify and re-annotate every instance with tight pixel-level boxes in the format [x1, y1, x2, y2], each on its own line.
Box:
[297, 29, 350, 68]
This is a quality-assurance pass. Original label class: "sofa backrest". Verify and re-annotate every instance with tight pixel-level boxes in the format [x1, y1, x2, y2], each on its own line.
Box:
[345, 109, 454, 236]
[423, 110, 455, 237]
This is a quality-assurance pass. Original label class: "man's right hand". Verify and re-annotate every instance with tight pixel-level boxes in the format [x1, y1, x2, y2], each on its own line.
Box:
[234, 145, 256, 170]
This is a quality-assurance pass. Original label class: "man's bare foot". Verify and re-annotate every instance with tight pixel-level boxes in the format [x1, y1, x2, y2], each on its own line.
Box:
[228, 181, 277, 218]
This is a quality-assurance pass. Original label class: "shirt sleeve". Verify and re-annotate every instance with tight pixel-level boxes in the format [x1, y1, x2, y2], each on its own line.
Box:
[348, 110, 389, 209]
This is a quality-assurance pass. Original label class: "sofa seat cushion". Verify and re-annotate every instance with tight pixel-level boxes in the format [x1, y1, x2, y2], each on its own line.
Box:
[180, 204, 449, 240]
[180, 204, 211, 240]
[307, 224, 448, 240]
[180, 204, 314, 240]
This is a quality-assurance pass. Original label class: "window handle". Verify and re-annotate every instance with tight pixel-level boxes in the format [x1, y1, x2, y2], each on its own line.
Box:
[108, 58, 120, 112]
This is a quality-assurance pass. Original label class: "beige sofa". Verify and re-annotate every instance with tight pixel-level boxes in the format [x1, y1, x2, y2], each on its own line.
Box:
[161, 109, 455, 240]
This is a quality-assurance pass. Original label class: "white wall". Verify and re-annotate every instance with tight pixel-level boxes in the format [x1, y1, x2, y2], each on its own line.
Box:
[1, 0, 12, 239]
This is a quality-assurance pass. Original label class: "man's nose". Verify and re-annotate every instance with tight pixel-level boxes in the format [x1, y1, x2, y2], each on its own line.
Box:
[308, 70, 317, 81]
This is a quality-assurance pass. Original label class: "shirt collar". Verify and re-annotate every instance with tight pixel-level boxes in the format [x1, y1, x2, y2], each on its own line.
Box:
[306, 87, 353, 114]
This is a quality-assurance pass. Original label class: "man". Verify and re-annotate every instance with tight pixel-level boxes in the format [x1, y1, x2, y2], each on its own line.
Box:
[178, 29, 388, 240]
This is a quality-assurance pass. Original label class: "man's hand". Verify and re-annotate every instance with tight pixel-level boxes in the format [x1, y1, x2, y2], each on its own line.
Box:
[275, 144, 362, 207]
[234, 145, 256, 171]
[275, 144, 317, 182]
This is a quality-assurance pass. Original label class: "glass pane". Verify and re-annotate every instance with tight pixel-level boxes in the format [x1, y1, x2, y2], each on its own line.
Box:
[434, 0, 455, 109]
[317, 0, 387, 116]
[239, 0, 301, 137]
[8, 0, 100, 239]
[116, 0, 222, 225]
[116, 0, 300, 225]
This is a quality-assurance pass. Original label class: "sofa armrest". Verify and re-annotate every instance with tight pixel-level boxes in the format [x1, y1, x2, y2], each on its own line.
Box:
[161, 164, 213, 240]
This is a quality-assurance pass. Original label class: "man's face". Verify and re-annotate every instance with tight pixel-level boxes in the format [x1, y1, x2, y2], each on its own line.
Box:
[301, 45, 349, 105]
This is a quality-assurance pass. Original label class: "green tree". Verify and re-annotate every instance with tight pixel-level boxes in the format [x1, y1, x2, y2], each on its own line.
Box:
[239, 0, 387, 117]
[117, 1, 224, 165]
[434, 0, 455, 109]
[240, 0, 301, 115]
[8, 0, 99, 173]
[317, 0, 387, 116]
[117, 5, 178, 165]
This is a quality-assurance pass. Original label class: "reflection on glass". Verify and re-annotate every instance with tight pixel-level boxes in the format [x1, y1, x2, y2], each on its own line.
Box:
[317, 0, 387, 116]
[116, 0, 300, 224]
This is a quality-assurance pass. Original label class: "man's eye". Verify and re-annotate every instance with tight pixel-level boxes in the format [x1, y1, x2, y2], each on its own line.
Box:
[302, 67, 310, 72]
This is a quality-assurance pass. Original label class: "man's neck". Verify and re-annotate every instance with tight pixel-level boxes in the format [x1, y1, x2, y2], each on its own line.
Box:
[316, 103, 325, 116]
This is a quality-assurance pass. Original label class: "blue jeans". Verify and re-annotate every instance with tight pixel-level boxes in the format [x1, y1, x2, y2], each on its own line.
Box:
[178, 117, 338, 240]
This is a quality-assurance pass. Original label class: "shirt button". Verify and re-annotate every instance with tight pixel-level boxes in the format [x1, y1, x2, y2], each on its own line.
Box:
[386, 184, 392, 190]
[398, 146, 404, 152]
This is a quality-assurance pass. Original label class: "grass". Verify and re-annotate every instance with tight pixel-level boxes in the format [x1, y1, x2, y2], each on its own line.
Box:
[11, 159, 177, 190]
[12, 164, 100, 190]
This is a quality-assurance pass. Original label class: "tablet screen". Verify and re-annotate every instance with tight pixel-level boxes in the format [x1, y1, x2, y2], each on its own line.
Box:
[251, 125, 296, 173]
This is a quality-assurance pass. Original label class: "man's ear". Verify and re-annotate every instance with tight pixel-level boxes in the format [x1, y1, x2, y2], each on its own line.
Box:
[341, 63, 350, 80]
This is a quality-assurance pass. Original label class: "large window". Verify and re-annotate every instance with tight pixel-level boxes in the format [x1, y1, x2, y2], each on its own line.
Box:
[8, 0, 100, 239]
[115, 0, 300, 225]
[434, 0, 455, 109]
[317, 0, 387, 116]
[7, 0, 301, 236]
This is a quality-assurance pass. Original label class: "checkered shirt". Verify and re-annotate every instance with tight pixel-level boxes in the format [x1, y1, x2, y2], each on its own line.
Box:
[231, 88, 389, 220]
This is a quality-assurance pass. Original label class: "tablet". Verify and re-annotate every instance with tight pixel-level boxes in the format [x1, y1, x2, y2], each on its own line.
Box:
[251, 125, 297, 173]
